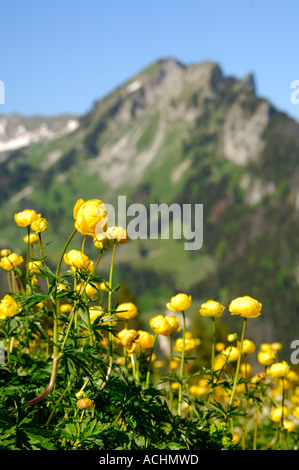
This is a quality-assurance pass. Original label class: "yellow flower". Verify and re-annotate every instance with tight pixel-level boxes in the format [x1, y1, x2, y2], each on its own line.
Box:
[31, 215, 48, 233]
[57, 283, 68, 292]
[165, 315, 181, 333]
[282, 420, 296, 432]
[199, 299, 225, 318]
[189, 384, 209, 397]
[150, 315, 180, 336]
[14, 209, 38, 227]
[229, 296, 262, 318]
[74, 198, 107, 237]
[64, 249, 93, 271]
[268, 361, 291, 379]
[105, 226, 129, 244]
[93, 232, 113, 251]
[271, 405, 288, 423]
[240, 362, 252, 378]
[214, 353, 227, 371]
[99, 281, 109, 292]
[60, 303, 73, 314]
[271, 342, 283, 352]
[0, 295, 20, 319]
[76, 282, 99, 297]
[115, 302, 138, 320]
[166, 293, 192, 312]
[135, 330, 155, 352]
[23, 233, 39, 244]
[260, 343, 273, 352]
[227, 333, 238, 343]
[215, 342, 225, 352]
[174, 335, 200, 352]
[0, 253, 24, 271]
[222, 346, 239, 362]
[257, 349, 276, 366]
[0, 249, 11, 257]
[240, 339, 256, 354]
[28, 260, 43, 273]
[117, 328, 139, 347]
[89, 306, 104, 324]
[287, 370, 299, 382]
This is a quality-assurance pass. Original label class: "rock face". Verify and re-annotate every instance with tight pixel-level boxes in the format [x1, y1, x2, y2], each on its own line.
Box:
[1, 57, 299, 350]
[0, 114, 79, 153]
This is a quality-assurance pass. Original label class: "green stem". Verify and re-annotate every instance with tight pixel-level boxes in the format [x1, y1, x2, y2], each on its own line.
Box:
[25, 225, 30, 290]
[38, 233, 49, 289]
[228, 318, 247, 409]
[207, 317, 216, 403]
[145, 332, 158, 389]
[169, 333, 174, 410]
[53, 228, 77, 359]
[56, 228, 77, 279]
[99, 241, 116, 392]
[253, 402, 259, 450]
[278, 378, 286, 450]
[178, 310, 186, 416]
[81, 235, 87, 254]
[5, 337, 11, 364]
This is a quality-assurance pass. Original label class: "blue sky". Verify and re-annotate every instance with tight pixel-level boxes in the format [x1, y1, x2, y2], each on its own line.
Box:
[1, 0, 299, 121]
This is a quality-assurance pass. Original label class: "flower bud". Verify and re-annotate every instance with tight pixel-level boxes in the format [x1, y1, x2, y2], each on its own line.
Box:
[76, 398, 94, 410]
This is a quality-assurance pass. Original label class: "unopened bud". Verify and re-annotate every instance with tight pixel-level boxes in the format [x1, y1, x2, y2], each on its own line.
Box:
[76, 398, 94, 410]
[258, 372, 266, 381]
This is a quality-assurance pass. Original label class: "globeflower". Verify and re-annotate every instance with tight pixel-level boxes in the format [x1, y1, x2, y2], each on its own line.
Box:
[31, 215, 48, 233]
[222, 345, 239, 362]
[271, 405, 289, 423]
[76, 282, 99, 297]
[257, 349, 276, 366]
[14, 209, 38, 227]
[199, 299, 225, 318]
[0, 252, 24, 271]
[150, 315, 180, 336]
[23, 233, 39, 244]
[89, 305, 116, 325]
[268, 361, 291, 379]
[229, 296, 262, 318]
[64, 249, 93, 271]
[166, 293, 192, 312]
[117, 328, 139, 347]
[134, 330, 155, 352]
[93, 232, 113, 251]
[0, 295, 20, 319]
[28, 260, 43, 273]
[73, 198, 107, 237]
[239, 339, 256, 354]
[0, 249, 11, 257]
[105, 226, 129, 244]
[115, 302, 138, 320]
[174, 333, 200, 352]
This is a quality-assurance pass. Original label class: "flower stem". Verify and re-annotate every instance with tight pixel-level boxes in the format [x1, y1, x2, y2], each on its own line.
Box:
[228, 318, 247, 409]
[145, 332, 158, 389]
[100, 241, 116, 392]
[178, 310, 186, 416]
